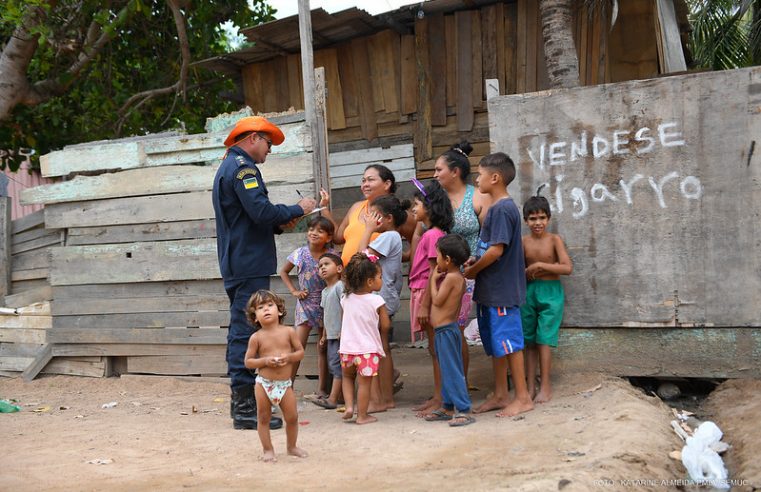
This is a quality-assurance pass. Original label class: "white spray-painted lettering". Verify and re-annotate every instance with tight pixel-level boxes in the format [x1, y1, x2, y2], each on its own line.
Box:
[525, 121, 702, 219]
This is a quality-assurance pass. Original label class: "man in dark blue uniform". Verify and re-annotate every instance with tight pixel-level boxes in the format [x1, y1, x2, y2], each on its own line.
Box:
[213, 116, 316, 430]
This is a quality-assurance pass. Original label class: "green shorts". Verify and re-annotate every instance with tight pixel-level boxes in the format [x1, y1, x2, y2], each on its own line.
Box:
[520, 280, 564, 347]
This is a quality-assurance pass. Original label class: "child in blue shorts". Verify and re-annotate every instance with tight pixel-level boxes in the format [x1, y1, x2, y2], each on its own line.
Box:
[520, 191, 572, 403]
[464, 152, 534, 418]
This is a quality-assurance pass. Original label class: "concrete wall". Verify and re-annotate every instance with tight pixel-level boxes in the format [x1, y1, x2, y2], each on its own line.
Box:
[487, 67, 761, 327]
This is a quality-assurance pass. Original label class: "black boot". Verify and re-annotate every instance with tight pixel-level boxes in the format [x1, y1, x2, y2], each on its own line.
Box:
[230, 385, 283, 430]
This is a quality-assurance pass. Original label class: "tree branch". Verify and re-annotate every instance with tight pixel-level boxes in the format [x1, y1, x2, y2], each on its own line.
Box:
[115, 0, 191, 133]
[0, 5, 48, 121]
[24, 1, 134, 106]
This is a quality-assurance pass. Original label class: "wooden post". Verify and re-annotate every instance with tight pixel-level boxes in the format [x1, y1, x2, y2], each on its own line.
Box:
[298, 0, 320, 198]
[655, 0, 686, 73]
[313, 67, 331, 201]
[0, 174, 11, 302]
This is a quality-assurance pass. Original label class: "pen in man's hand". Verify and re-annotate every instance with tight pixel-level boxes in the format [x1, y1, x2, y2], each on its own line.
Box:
[296, 189, 304, 199]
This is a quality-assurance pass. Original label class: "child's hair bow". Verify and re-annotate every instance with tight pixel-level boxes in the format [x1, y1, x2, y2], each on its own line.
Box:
[361, 249, 380, 263]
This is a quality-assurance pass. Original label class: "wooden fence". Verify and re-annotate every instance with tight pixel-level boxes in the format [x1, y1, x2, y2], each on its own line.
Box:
[5, 109, 416, 380]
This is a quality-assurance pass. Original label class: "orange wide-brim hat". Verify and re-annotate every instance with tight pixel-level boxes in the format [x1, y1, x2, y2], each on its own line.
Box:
[223, 116, 285, 147]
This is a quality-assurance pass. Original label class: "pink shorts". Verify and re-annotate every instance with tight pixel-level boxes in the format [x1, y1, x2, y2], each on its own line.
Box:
[340, 353, 381, 377]
[409, 288, 426, 337]
[457, 278, 475, 328]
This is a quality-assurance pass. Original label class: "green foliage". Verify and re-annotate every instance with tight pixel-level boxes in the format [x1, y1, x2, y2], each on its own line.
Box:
[687, 0, 761, 70]
[0, 0, 274, 171]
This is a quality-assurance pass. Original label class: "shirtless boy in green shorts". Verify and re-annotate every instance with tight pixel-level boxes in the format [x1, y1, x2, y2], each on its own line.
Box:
[521, 193, 573, 403]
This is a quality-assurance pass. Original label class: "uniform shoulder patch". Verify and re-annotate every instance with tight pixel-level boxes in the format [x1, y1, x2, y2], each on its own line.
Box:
[236, 167, 258, 180]
[243, 177, 259, 189]
[235, 155, 248, 166]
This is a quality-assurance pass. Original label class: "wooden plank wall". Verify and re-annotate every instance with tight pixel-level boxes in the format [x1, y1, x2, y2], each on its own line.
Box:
[239, 1, 658, 181]
[15, 113, 323, 378]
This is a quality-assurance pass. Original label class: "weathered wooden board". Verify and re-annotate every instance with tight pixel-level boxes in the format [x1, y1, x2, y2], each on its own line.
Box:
[47, 328, 227, 345]
[11, 225, 52, 245]
[0, 328, 47, 344]
[0, 315, 52, 329]
[428, 13, 447, 127]
[350, 37, 378, 142]
[52, 295, 229, 315]
[10, 268, 48, 282]
[2, 285, 52, 308]
[66, 219, 216, 246]
[21, 343, 51, 380]
[44, 180, 310, 229]
[42, 357, 106, 378]
[655, 0, 687, 73]
[51, 343, 224, 357]
[10, 248, 50, 271]
[127, 355, 226, 375]
[0, 356, 34, 372]
[11, 209, 44, 235]
[314, 48, 347, 130]
[50, 234, 303, 285]
[40, 119, 311, 178]
[52, 280, 225, 299]
[488, 67, 761, 326]
[557, 328, 761, 378]
[25, 153, 312, 206]
[456, 10, 474, 132]
[400, 34, 417, 115]
[329, 144, 415, 189]
[52, 311, 230, 329]
[11, 232, 62, 255]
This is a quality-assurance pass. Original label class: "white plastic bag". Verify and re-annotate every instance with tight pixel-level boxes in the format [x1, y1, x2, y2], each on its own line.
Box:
[681, 421, 729, 489]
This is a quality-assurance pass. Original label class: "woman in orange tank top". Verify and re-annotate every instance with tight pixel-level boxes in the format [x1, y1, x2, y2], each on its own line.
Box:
[334, 164, 416, 265]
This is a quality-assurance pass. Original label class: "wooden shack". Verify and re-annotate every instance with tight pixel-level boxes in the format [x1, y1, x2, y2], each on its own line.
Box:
[197, 0, 688, 210]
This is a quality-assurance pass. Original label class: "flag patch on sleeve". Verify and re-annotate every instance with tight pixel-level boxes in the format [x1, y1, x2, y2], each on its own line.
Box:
[243, 177, 259, 189]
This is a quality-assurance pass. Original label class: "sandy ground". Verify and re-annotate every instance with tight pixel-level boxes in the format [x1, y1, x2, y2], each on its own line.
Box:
[1, 346, 752, 492]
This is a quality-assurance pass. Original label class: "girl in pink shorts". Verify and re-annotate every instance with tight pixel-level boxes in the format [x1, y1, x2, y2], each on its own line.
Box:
[339, 252, 391, 425]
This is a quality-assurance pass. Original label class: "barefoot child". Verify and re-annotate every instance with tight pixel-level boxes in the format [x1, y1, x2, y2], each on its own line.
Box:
[408, 179, 454, 416]
[312, 253, 345, 409]
[464, 152, 534, 418]
[280, 196, 335, 393]
[521, 192, 572, 403]
[244, 290, 307, 462]
[357, 195, 406, 411]
[340, 252, 391, 424]
[425, 234, 475, 427]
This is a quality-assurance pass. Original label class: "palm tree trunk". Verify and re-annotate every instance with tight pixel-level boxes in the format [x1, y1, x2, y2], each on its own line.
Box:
[752, 0, 761, 65]
[539, 0, 580, 88]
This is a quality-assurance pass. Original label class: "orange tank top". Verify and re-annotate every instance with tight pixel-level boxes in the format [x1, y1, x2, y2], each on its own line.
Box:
[341, 200, 380, 265]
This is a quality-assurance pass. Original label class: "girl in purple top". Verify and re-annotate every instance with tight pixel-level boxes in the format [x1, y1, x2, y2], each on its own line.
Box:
[280, 214, 335, 394]
[408, 180, 453, 415]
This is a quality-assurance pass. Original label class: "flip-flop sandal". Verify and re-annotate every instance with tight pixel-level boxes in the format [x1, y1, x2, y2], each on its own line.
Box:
[424, 409, 453, 421]
[311, 397, 337, 410]
[449, 413, 476, 427]
[393, 381, 404, 394]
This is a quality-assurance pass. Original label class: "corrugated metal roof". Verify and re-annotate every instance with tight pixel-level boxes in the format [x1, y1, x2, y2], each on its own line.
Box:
[194, 0, 506, 75]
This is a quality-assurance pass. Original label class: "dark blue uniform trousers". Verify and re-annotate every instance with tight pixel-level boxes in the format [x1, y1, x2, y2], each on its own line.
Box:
[225, 277, 270, 388]
[434, 322, 471, 413]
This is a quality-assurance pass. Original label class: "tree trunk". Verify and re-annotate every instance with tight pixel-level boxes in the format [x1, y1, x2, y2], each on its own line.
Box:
[0, 12, 41, 122]
[753, 0, 761, 66]
[539, 0, 580, 89]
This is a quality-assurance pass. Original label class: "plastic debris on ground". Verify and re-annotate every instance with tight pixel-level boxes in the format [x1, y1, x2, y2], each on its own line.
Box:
[679, 421, 731, 489]
[0, 400, 21, 413]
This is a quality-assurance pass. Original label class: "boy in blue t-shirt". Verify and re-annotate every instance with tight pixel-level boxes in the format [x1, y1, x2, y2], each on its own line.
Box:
[464, 152, 534, 418]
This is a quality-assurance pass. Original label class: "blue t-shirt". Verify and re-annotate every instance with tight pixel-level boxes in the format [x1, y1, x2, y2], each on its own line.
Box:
[473, 197, 526, 307]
